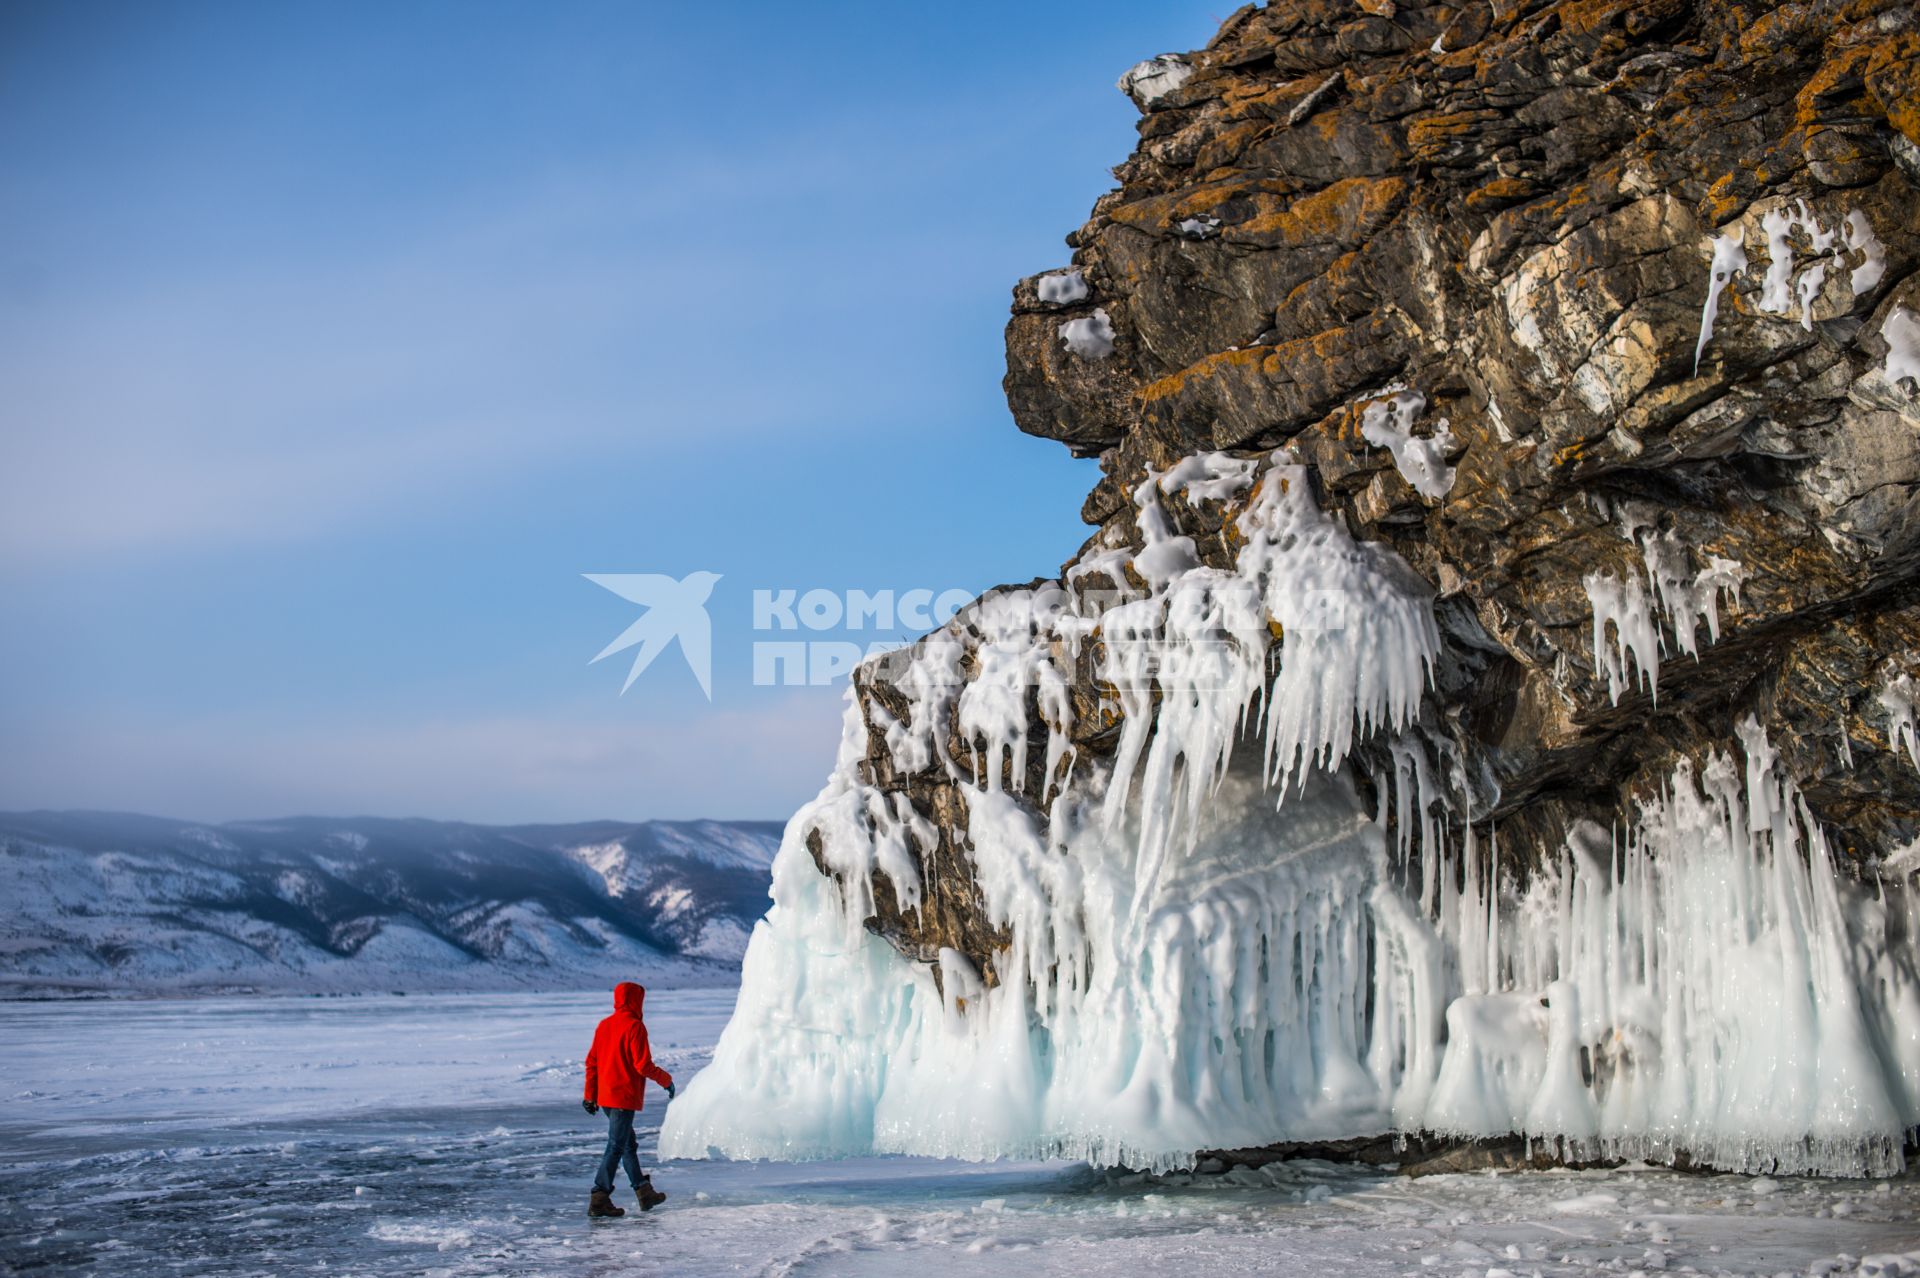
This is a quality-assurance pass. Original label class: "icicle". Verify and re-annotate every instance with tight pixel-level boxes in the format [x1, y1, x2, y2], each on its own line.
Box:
[1879, 671, 1920, 772]
[884, 630, 965, 777]
[1693, 231, 1747, 374]
[957, 587, 1073, 793]
[1237, 456, 1440, 793]
[1638, 529, 1745, 658]
[1585, 571, 1659, 703]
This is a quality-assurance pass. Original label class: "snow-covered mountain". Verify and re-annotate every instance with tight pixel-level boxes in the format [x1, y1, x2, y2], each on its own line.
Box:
[0, 811, 780, 997]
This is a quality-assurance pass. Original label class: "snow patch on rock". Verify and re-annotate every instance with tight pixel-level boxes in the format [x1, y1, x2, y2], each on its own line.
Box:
[1883, 306, 1920, 392]
[1037, 269, 1089, 305]
[1117, 55, 1191, 108]
[1059, 309, 1115, 359]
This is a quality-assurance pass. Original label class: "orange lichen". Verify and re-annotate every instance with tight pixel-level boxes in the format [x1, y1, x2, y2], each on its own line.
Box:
[1137, 347, 1273, 405]
[1703, 173, 1747, 224]
[1195, 120, 1273, 172]
[1465, 175, 1542, 213]
[1862, 35, 1920, 146]
[1738, 3, 1822, 57]
[1226, 176, 1408, 247]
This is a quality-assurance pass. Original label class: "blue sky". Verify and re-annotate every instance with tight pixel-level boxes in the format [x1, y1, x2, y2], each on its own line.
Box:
[0, 0, 1222, 823]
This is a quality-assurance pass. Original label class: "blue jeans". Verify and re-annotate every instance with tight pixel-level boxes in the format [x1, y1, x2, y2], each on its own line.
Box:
[593, 1107, 646, 1194]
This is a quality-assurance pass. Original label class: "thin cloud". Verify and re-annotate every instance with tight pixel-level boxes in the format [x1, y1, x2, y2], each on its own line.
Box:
[0, 691, 843, 825]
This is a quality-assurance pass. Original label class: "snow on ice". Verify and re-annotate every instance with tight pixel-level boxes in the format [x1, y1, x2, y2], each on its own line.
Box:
[663, 448, 1920, 1179]
[4, 990, 1916, 1277]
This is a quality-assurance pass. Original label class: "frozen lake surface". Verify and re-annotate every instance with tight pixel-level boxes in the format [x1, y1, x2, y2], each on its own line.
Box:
[1, 990, 1916, 1276]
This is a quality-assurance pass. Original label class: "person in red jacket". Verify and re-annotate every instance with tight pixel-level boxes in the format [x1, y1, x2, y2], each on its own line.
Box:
[582, 981, 675, 1217]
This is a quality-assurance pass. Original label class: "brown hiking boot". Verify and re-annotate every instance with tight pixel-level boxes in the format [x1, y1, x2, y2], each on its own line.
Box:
[589, 1189, 626, 1218]
[635, 1176, 667, 1211]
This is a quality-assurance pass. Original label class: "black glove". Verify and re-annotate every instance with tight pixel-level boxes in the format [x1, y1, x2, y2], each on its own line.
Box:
[666, 1082, 676, 1101]
[582, 1099, 599, 1115]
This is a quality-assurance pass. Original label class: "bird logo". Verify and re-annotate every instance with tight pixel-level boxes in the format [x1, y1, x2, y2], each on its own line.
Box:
[584, 571, 722, 699]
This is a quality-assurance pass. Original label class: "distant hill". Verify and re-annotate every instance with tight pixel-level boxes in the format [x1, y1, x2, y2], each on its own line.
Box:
[0, 811, 784, 997]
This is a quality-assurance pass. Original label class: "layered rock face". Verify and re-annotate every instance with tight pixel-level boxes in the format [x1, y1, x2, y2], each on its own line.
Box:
[662, 0, 1920, 1176]
[1004, 0, 1920, 869]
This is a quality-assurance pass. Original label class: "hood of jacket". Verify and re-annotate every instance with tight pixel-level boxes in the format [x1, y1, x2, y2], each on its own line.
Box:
[613, 981, 645, 1017]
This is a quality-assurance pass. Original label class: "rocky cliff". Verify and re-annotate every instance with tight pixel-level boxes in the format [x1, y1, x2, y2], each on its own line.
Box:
[860, 0, 1920, 975]
[663, 0, 1920, 1176]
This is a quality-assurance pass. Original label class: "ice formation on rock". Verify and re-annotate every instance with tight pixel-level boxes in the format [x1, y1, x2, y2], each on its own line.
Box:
[1585, 530, 1745, 705]
[1881, 670, 1920, 773]
[663, 450, 1920, 1178]
[1845, 210, 1886, 297]
[1755, 202, 1884, 328]
[1639, 531, 1746, 660]
[1455, 719, 1920, 1175]
[1585, 570, 1660, 705]
[1759, 207, 1802, 315]
[1358, 388, 1456, 499]
[1693, 231, 1747, 374]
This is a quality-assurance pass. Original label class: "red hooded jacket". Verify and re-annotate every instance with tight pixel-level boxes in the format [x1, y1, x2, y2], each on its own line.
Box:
[584, 982, 673, 1111]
